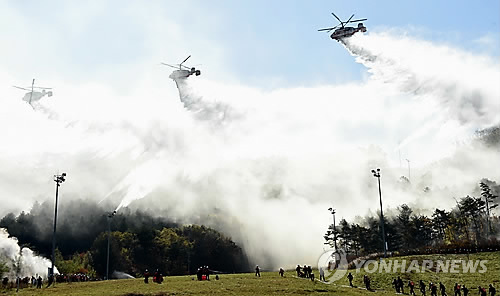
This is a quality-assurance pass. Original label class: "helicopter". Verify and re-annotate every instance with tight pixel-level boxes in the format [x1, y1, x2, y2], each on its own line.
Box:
[161, 55, 201, 80]
[13, 79, 53, 107]
[318, 13, 367, 41]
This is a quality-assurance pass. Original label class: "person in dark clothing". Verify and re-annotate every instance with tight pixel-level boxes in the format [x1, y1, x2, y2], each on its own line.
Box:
[461, 285, 469, 296]
[439, 282, 446, 296]
[144, 269, 150, 284]
[303, 265, 309, 278]
[479, 286, 487, 296]
[255, 265, 260, 277]
[363, 275, 371, 291]
[279, 268, 284, 277]
[431, 283, 438, 296]
[393, 278, 400, 293]
[205, 266, 210, 281]
[453, 283, 461, 296]
[1, 277, 8, 288]
[398, 276, 405, 294]
[347, 272, 353, 287]
[47, 274, 54, 287]
[196, 267, 202, 281]
[319, 267, 325, 282]
[37, 276, 42, 288]
[489, 284, 496, 296]
[296, 265, 302, 277]
[420, 280, 427, 296]
[153, 269, 163, 284]
[409, 280, 416, 295]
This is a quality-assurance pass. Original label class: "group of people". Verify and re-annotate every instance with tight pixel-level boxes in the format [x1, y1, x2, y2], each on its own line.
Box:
[1, 275, 44, 290]
[295, 264, 314, 281]
[1, 272, 98, 291]
[196, 266, 212, 281]
[55, 273, 91, 283]
[344, 272, 372, 290]
[143, 269, 163, 284]
[389, 277, 496, 296]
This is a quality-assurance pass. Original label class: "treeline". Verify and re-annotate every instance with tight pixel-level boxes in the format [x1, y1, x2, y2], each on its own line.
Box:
[89, 224, 248, 277]
[0, 199, 249, 277]
[324, 181, 500, 256]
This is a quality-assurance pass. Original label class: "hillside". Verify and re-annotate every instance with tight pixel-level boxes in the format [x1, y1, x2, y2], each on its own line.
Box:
[2, 252, 498, 296]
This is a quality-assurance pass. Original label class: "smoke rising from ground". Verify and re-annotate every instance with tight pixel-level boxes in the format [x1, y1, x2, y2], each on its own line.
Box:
[0, 228, 56, 279]
[1, 31, 499, 270]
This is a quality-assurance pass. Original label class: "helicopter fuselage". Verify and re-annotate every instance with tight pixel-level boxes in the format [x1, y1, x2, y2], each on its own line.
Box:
[22, 90, 52, 104]
[330, 23, 366, 41]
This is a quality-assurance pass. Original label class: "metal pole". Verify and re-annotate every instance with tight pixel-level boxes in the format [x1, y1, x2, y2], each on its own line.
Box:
[406, 159, 410, 182]
[106, 211, 116, 280]
[51, 181, 59, 280]
[51, 173, 66, 283]
[372, 169, 387, 258]
[333, 212, 337, 251]
[16, 248, 21, 292]
[377, 176, 387, 257]
[106, 217, 110, 280]
[485, 197, 490, 239]
[328, 208, 337, 251]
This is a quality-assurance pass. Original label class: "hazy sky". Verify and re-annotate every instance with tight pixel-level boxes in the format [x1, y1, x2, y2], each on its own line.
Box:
[1, 0, 499, 89]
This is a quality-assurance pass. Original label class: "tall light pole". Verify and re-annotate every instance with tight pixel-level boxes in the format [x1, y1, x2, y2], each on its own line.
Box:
[328, 207, 337, 251]
[51, 173, 66, 280]
[106, 210, 116, 280]
[405, 159, 411, 183]
[371, 168, 387, 258]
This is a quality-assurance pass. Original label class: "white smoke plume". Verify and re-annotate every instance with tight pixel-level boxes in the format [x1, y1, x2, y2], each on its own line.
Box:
[0, 228, 57, 279]
[111, 271, 134, 279]
[1, 30, 499, 270]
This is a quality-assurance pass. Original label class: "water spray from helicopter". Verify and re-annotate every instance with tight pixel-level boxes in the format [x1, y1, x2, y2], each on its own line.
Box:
[1, 12, 499, 271]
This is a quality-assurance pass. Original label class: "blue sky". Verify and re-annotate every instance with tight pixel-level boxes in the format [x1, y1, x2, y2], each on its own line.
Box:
[2, 0, 499, 89]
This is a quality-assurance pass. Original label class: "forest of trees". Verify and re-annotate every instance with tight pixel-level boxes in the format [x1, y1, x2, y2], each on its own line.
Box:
[1, 179, 499, 279]
[324, 181, 500, 256]
[0, 199, 249, 278]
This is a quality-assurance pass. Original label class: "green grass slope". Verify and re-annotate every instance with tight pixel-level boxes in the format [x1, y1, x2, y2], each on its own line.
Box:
[2, 252, 498, 296]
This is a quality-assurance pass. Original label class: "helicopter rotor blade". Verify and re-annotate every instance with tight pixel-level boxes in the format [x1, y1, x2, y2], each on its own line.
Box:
[331, 12, 342, 24]
[13, 86, 30, 91]
[345, 14, 355, 24]
[161, 62, 180, 69]
[180, 55, 191, 66]
[349, 18, 367, 23]
[32, 86, 52, 90]
[318, 26, 337, 32]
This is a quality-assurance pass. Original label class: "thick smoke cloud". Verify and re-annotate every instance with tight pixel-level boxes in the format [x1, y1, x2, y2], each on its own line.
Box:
[0, 228, 56, 279]
[1, 31, 499, 270]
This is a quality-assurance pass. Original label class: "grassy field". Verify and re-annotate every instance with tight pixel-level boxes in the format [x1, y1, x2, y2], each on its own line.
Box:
[2, 252, 498, 296]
